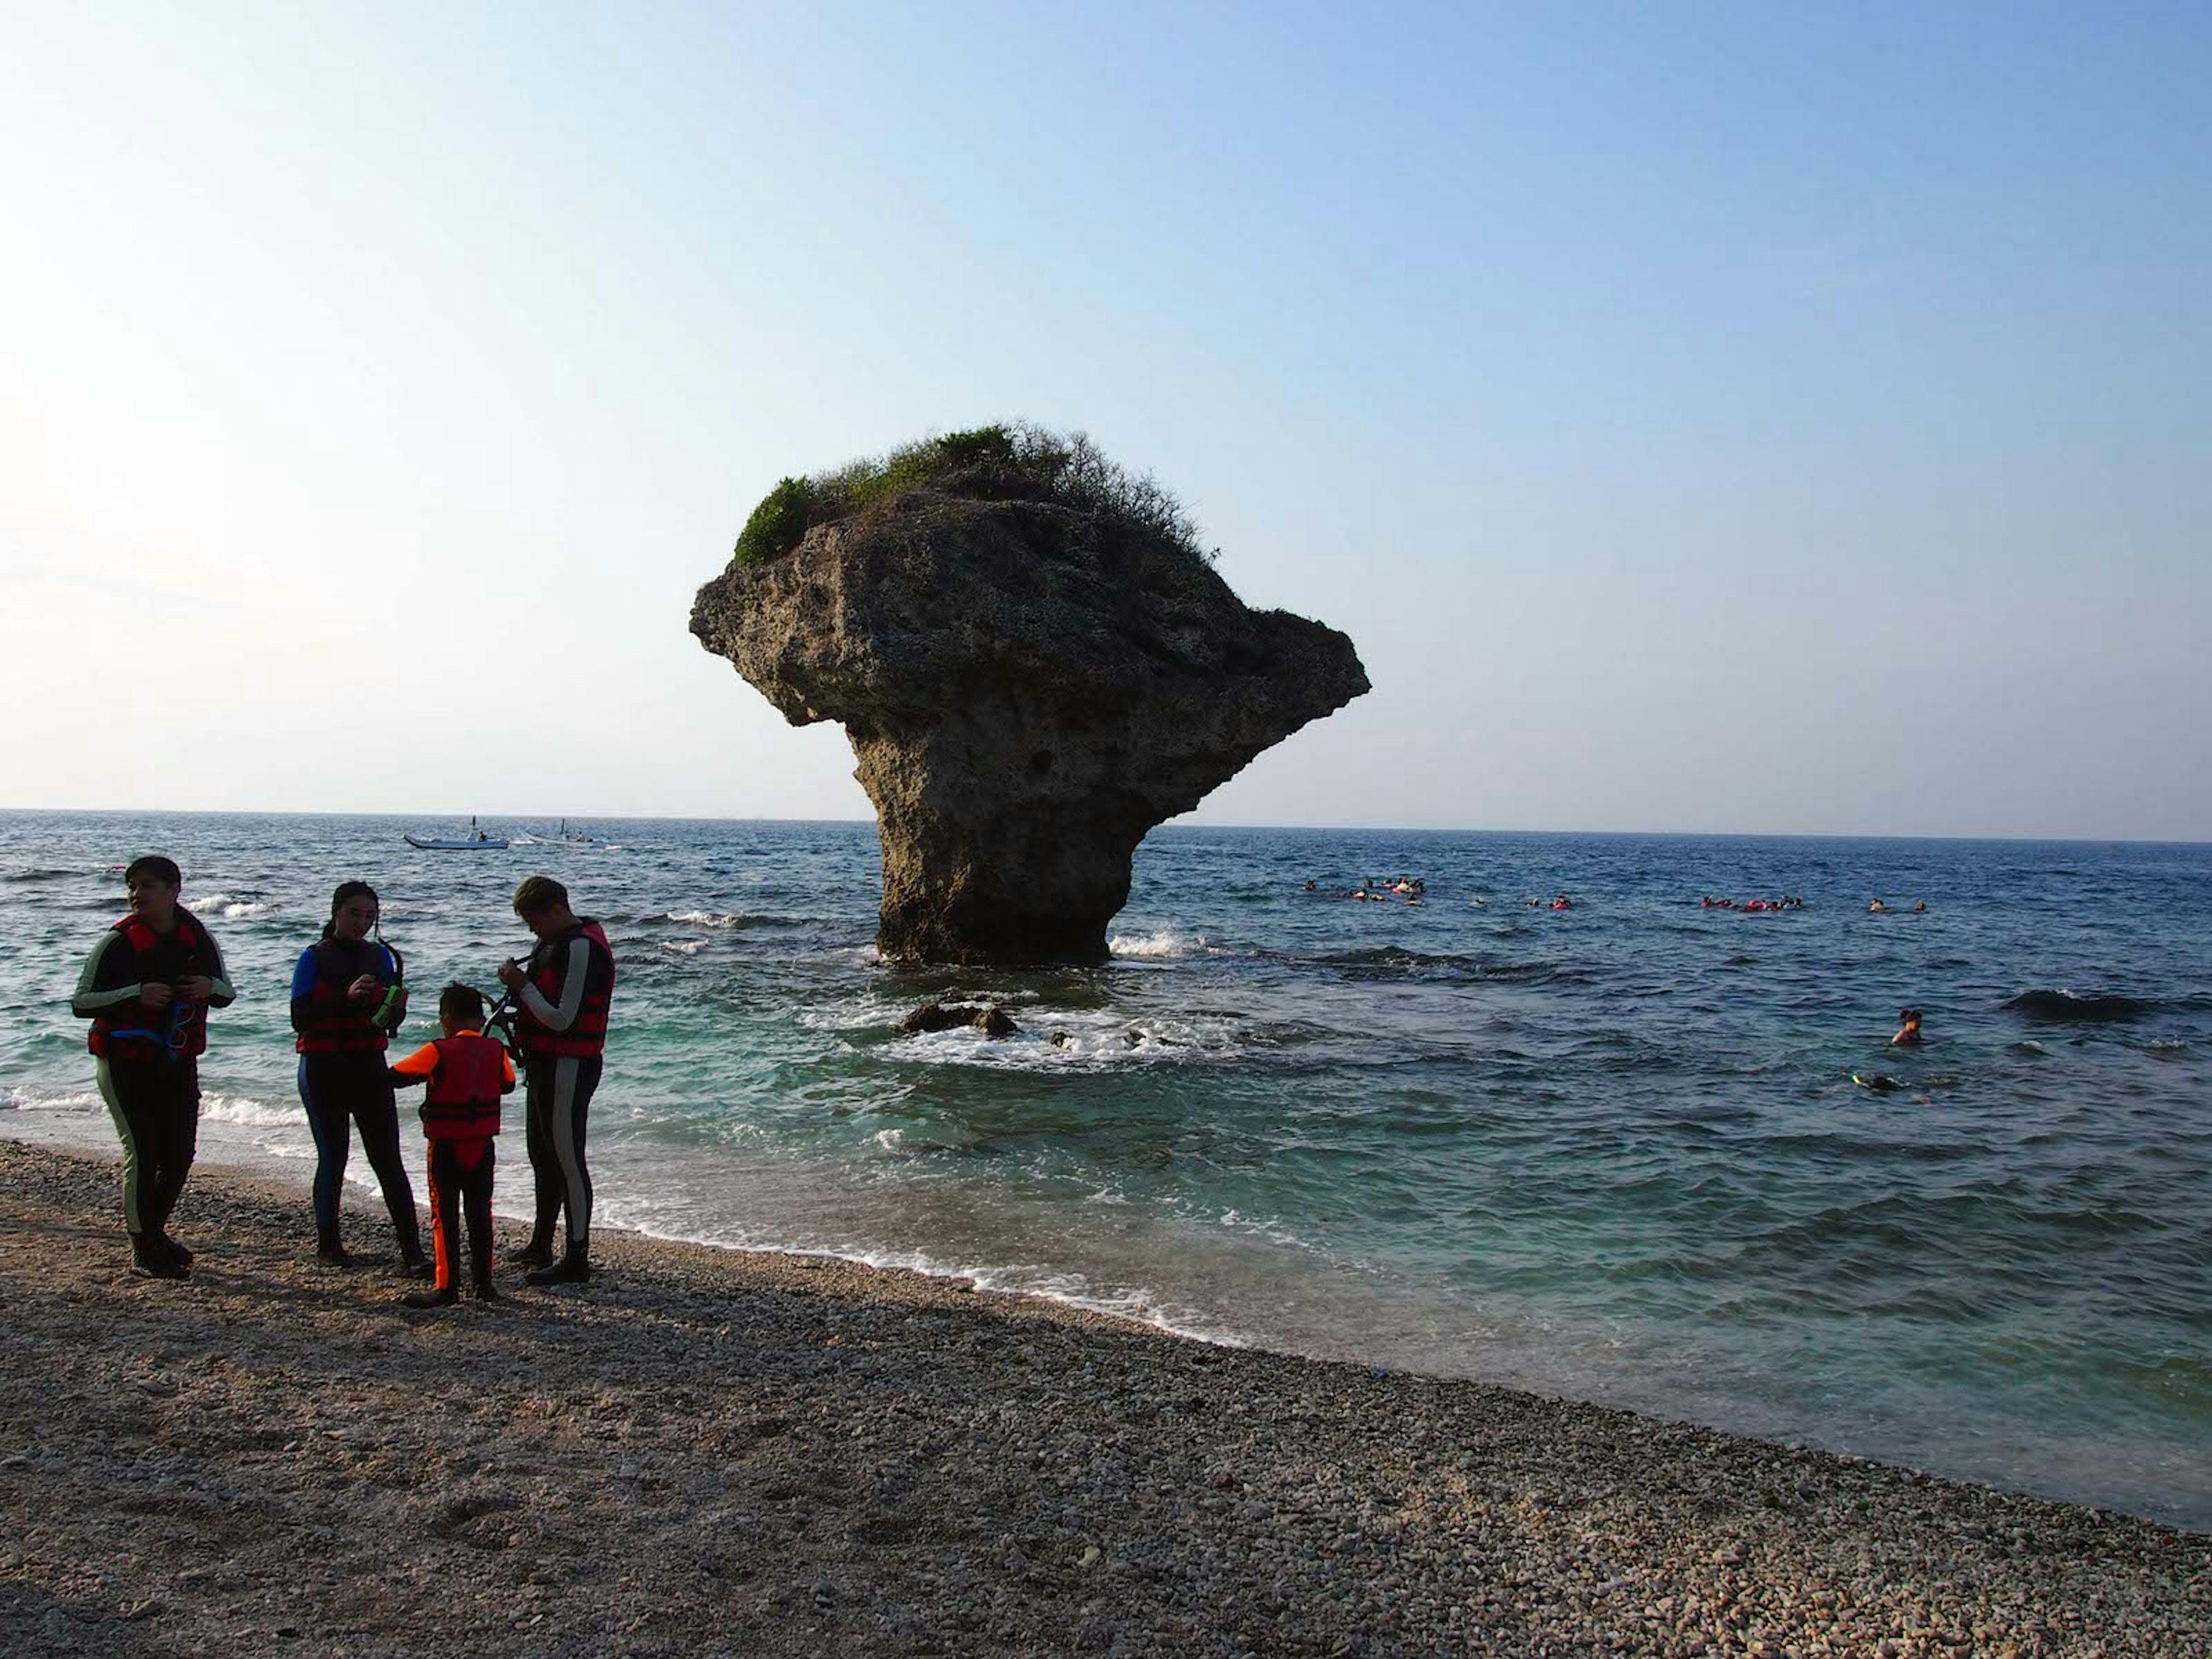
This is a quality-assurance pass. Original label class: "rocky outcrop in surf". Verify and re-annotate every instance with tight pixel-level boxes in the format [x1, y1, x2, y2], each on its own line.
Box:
[691, 426, 1369, 964]
[899, 1002, 1019, 1039]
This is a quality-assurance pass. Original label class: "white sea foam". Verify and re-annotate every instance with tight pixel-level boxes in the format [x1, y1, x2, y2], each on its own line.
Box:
[0, 1084, 101, 1115]
[885, 1006, 1256, 1074]
[665, 910, 748, 929]
[659, 938, 710, 956]
[1108, 927, 1209, 960]
[196, 892, 274, 921]
[198, 1092, 302, 1130]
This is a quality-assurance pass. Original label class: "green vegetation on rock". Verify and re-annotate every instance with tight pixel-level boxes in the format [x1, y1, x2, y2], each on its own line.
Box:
[730, 422, 1207, 568]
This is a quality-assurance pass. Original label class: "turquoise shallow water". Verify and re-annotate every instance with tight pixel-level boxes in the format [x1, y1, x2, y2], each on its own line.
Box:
[3, 810, 2208, 1528]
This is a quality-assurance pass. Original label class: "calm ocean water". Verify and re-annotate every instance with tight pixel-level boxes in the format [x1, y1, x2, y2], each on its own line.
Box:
[3, 810, 2207, 1527]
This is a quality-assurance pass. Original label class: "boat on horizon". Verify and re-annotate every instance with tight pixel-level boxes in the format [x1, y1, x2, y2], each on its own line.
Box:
[404, 815, 509, 851]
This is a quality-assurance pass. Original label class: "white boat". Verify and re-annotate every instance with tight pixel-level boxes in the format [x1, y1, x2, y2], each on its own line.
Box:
[404, 816, 509, 851]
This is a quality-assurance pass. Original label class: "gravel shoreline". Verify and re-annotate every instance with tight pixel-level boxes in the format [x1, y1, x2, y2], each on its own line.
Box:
[1, 1141, 2203, 1657]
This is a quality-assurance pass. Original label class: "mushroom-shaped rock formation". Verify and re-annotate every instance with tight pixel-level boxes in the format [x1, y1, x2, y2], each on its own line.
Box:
[692, 431, 1368, 964]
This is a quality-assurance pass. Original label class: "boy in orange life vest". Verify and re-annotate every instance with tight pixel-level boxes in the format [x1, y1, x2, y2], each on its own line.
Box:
[388, 983, 514, 1309]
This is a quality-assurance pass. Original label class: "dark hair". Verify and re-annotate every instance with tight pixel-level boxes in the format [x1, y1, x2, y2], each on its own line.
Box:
[512, 875, 569, 918]
[124, 855, 181, 888]
[439, 982, 486, 1024]
[1899, 1007, 1923, 1023]
[321, 880, 380, 941]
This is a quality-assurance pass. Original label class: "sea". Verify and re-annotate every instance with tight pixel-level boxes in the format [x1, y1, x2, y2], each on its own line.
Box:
[3, 811, 2207, 1529]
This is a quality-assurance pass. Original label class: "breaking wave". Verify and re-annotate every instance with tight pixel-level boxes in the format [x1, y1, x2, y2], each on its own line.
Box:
[2001, 990, 2160, 1025]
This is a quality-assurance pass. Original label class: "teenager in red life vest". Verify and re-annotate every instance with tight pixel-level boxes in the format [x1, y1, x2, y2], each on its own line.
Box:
[290, 881, 430, 1276]
[497, 876, 616, 1286]
[69, 855, 236, 1278]
[388, 982, 516, 1308]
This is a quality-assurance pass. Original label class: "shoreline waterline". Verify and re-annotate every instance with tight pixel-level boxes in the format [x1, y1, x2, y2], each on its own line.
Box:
[2, 1139, 2205, 1659]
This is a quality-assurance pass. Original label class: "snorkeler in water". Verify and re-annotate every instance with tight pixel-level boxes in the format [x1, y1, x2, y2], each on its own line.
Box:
[1891, 1007, 1923, 1047]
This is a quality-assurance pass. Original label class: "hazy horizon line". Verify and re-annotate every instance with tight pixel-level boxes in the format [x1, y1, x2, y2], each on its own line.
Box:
[2, 804, 2203, 849]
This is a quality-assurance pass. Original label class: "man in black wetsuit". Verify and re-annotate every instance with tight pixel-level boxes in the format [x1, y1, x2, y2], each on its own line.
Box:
[497, 876, 616, 1286]
[70, 856, 236, 1277]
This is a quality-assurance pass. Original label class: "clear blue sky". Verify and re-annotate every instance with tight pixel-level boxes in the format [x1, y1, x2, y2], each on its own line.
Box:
[4, 2, 2206, 838]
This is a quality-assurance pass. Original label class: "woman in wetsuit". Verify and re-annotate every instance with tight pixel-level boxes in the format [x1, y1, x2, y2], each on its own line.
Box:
[291, 881, 429, 1274]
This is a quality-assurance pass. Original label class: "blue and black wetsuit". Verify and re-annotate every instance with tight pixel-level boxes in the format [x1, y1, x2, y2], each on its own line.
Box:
[291, 936, 424, 1265]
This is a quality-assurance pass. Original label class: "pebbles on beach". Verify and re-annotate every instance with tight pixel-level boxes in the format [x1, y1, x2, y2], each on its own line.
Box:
[0, 1142, 2203, 1658]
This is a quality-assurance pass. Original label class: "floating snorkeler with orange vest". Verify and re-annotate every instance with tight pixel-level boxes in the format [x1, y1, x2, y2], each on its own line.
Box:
[388, 982, 516, 1308]
[69, 856, 236, 1278]
[496, 876, 616, 1287]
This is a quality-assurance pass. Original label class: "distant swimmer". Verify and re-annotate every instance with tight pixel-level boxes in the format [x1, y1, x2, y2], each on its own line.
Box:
[1868, 898, 1887, 913]
[1551, 895, 1572, 911]
[1891, 1007, 1924, 1047]
[1851, 1072, 1904, 1093]
[1913, 900, 1927, 913]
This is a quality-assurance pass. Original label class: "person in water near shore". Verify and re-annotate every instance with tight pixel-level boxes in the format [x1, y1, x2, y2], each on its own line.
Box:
[1892, 1007, 1924, 1047]
[1868, 898, 1887, 912]
[69, 856, 236, 1278]
[499, 876, 616, 1287]
[292, 881, 429, 1275]
[388, 983, 515, 1308]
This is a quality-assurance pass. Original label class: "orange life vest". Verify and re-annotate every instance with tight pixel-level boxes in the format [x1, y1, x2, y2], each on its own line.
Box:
[418, 1033, 507, 1141]
[89, 912, 213, 1061]
[514, 919, 616, 1059]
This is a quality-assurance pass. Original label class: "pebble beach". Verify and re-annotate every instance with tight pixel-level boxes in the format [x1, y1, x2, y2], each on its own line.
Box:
[1, 1141, 2203, 1658]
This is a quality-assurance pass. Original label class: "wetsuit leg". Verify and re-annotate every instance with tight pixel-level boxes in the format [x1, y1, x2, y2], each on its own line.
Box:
[460, 1139, 495, 1286]
[426, 1139, 463, 1292]
[524, 1062, 561, 1254]
[300, 1055, 352, 1248]
[140, 1059, 199, 1240]
[548, 1055, 597, 1256]
[97, 1056, 161, 1238]
[348, 1060, 424, 1262]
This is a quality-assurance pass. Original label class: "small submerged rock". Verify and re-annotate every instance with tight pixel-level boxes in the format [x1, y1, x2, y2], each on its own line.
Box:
[898, 1001, 1018, 1039]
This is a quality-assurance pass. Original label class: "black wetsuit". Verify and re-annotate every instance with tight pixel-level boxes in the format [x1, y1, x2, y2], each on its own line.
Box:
[291, 936, 422, 1262]
[513, 920, 615, 1266]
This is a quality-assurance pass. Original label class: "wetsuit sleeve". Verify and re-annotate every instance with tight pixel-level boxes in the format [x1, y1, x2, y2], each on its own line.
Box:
[516, 935, 593, 1033]
[70, 931, 142, 1017]
[388, 1042, 440, 1086]
[289, 947, 327, 1035]
[199, 926, 234, 1008]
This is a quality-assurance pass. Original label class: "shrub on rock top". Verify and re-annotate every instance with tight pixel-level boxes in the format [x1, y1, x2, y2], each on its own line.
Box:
[730, 422, 1210, 570]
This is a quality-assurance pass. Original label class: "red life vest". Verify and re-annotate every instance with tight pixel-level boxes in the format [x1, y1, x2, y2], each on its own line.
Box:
[89, 912, 213, 1061]
[514, 920, 616, 1059]
[294, 938, 402, 1055]
[418, 1033, 507, 1141]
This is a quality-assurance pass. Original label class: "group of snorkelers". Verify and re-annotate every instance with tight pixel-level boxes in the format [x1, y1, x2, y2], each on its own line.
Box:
[71, 859, 615, 1308]
[1700, 895, 1806, 911]
[1306, 876, 1427, 903]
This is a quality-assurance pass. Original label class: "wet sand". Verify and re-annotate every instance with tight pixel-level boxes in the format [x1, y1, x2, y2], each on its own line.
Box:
[0, 1140, 2203, 1657]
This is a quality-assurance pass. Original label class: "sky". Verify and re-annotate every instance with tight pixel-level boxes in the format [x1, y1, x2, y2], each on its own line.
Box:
[3, 2, 2207, 839]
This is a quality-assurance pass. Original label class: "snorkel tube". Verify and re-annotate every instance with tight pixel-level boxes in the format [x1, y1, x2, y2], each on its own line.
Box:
[480, 939, 542, 1066]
